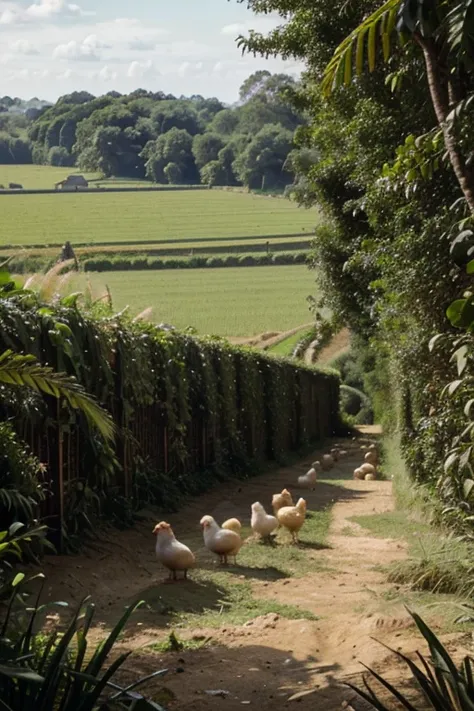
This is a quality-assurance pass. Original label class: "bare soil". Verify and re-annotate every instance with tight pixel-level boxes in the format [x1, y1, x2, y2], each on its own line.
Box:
[41, 429, 438, 710]
[314, 328, 351, 366]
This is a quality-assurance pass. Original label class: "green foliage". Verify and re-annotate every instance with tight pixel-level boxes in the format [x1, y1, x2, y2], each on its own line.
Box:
[0, 349, 115, 442]
[0, 276, 339, 540]
[82, 251, 307, 272]
[0, 423, 46, 527]
[0, 580, 166, 711]
[24, 73, 304, 186]
[349, 610, 474, 711]
[235, 0, 474, 533]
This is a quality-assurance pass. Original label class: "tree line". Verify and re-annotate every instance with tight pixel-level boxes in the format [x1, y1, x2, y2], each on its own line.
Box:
[1, 72, 306, 190]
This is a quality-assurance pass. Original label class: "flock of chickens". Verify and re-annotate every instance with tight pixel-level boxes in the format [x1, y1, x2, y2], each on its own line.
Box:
[153, 440, 379, 581]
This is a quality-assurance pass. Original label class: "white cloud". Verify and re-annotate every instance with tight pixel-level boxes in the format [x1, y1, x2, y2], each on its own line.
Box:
[0, 0, 89, 24]
[96, 65, 117, 81]
[127, 59, 156, 79]
[221, 23, 245, 36]
[128, 39, 157, 51]
[10, 39, 39, 55]
[52, 34, 107, 62]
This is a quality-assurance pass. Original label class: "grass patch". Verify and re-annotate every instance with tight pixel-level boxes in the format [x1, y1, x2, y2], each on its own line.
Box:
[69, 265, 320, 337]
[268, 327, 311, 357]
[0, 189, 318, 246]
[177, 574, 319, 629]
[139, 505, 331, 631]
[147, 631, 212, 653]
[350, 511, 432, 543]
[353, 433, 474, 600]
[237, 507, 332, 577]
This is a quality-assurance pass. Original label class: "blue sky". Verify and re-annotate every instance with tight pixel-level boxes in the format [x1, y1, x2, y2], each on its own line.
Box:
[0, 0, 304, 102]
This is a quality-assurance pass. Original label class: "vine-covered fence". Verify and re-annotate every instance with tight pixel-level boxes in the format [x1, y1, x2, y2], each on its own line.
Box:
[0, 298, 340, 550]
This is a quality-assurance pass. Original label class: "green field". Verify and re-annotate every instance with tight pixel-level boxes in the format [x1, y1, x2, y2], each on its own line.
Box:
[0, 165, 100, 190]
[0, 190, 318, 247]
[76, 265, 317, 337]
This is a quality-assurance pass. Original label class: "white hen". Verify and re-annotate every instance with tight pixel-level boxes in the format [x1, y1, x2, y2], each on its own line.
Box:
[298, 466, 317, 489]
[153, 521, 195, 581]
[200, 515, 241, 565]
[251, 502, 278, 540]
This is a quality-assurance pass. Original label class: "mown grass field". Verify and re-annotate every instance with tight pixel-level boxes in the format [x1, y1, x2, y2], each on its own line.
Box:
[0, 190, 318, 247]
[76, 265, 317, 336]
[0, 165, 101, 190]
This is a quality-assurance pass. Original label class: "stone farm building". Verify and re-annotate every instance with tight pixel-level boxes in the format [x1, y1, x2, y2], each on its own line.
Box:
[54, 175, 89, 191]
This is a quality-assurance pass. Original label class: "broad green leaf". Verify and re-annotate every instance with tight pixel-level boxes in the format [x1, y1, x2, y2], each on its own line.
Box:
[356, 29, 366, 75]
[428, 334, 444, 351]
[464, 479, 474, 498]
[368, 21, 377, 71]
[451, 344, 469, 376]
[12, 573, 25, 587]
[465, 399, 474, 416]
[445, 452, 459, 472]
[344, 44, 353, 85]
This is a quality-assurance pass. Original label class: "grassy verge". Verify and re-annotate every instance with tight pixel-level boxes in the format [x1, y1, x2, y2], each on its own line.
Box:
[267, 327, 313, 357]
[350, 433, 474, 627]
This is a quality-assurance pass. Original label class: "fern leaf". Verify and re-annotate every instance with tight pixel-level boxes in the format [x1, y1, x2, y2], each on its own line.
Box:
[0, 350, 115, 441]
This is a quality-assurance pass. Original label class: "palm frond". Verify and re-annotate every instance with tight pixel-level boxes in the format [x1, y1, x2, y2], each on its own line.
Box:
[322, 0, 401, 95]
[446, 0, 474, 64]
[0, 350, 115, 442]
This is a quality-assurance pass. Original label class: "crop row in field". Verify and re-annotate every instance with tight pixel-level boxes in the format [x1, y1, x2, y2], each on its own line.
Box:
[0, 235, 310, 258]
[0, 190, 318, 247]
[69, 265, 317, 337]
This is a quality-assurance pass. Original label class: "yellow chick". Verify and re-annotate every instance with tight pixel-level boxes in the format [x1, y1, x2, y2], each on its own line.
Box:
[271, 488, 294, 516]
[200, 515, 242, 566]
[222, 518, 242, 534]
[153, 521, 195, 581]
[277, 497, 307, 543]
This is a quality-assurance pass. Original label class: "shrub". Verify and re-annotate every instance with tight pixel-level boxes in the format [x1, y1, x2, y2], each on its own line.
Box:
[0, 579, 166, 710]
[206, 256, 224, 267]
[223, 255, 239, 267]
[349, 610, 474, 711]
[188, 256, 208, 268]
[148, 257, 164, 269]
[238, 255, 256, 266]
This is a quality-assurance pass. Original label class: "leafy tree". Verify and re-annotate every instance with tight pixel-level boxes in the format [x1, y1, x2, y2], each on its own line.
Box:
[142, 127, 196, 183]
[58, 118, 77, 153]
[200, 160, 228, 186]
[48, 146, 74, 167]
[164, 161, 182, 184]
[209, 109, 240, 136]
[192, 132, 225, 169]
[233, 124, 294, 189]
[322, 0, 474, 213]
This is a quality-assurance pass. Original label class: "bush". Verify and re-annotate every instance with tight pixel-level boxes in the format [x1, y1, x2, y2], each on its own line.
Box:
[206, 256, 224, 267]
[148, 257, 164, 269]
[349, 610, 474, 710]
[223, 255, 239, 267]
[0, 570, 166, 710]
[238, 254, 256, 266]
[48, 146, 75, 167]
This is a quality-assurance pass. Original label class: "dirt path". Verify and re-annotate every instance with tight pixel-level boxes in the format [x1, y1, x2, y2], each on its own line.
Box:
[42, 431, 423, 710]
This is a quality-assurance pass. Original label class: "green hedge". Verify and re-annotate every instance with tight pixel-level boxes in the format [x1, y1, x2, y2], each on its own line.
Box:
[0, 296, 340, 547]
[83, 251, 308, 272]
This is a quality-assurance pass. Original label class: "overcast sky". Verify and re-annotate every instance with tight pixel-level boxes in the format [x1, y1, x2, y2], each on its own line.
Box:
[0, 0, 304, 102]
